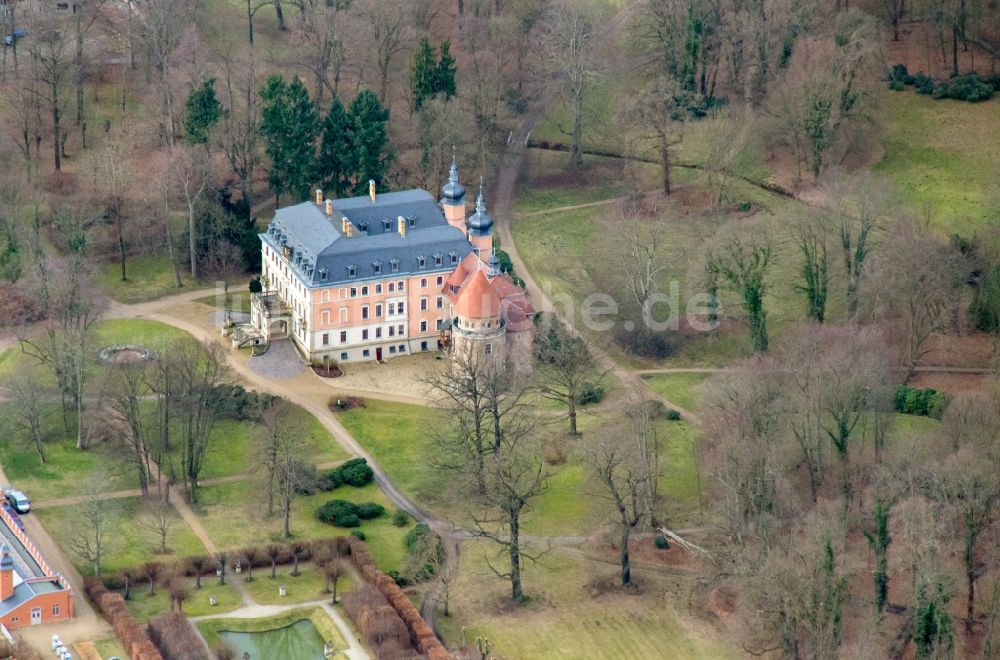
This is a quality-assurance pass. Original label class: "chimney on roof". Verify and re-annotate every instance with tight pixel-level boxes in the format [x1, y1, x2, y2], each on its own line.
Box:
[341, 217, 349, 234]
[369, 179, 377, 203]
[398, 216, 406, 238]
[325, 199, 334, 216]
[315, 188, 323, 205]
[0, 545, 13, 601]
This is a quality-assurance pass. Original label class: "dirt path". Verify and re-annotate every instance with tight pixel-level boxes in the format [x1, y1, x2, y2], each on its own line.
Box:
[493, 107, 702, 426]
[515, 195, 631, 218]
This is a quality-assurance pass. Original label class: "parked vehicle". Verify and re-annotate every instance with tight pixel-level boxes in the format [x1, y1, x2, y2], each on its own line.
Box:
[2, 488, 30, 514]
[3, 28, 27, 47]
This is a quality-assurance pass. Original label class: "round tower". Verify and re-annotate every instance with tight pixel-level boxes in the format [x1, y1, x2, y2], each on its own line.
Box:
[440, 148, 467, 234]
[466, 180, 494, 255]
[452, 268, 505, 368]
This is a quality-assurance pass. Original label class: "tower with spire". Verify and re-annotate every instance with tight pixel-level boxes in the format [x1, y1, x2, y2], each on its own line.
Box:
[440, 147, 467, 233]
[466, 179, 494, 255]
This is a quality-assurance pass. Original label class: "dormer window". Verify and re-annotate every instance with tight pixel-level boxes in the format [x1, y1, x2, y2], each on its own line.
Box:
[359, 222, 369, 232]
[320, 269, 328, 281]
[373, 261, 382, 274]
[383, 219, 392, 231]
[408, 217, 416, 228]
[449, 251, 458, 264]
[434, 254, 443, 267]
[390, 259, 399, 273]
[417, 256, 426, 269]
[347, 265, 357, 278]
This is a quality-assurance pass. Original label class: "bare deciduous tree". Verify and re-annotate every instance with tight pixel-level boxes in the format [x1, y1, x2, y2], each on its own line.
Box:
[588, 395, 664, 586]
[355, 0, 410, 106]
[864, 220, 965, 380]
[139, 497, 177, 555]
[168, 339, 231, 503]
[540, 0, 599, 169]
[533, 316, 604, 436]
[69, 477, 115, 577]
[7, 365, 50, 464]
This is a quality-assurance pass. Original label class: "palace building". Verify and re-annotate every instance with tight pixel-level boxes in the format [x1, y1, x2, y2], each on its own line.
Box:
[249, 159, 535, 368]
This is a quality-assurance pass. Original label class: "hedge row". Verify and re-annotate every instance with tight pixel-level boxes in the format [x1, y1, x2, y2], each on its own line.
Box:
[147, 612, 211, 660]
[343, 537, 449, 660]
[84, 578, 163, 660]
[99, 536, 449, 659]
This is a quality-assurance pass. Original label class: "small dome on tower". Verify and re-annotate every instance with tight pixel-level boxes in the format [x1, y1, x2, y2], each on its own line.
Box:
[440, 149, 465, 204]
[486, 251, 501, 279]
[467, 180, 493, 234]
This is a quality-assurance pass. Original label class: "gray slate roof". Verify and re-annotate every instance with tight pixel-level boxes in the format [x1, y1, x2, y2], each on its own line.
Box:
[262, 189, 474, 287]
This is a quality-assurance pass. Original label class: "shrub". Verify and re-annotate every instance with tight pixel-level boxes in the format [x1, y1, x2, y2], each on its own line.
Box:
[404, 523, 432, 552]
[941, 73, 994, 102]
[543, 435, 569, 465]
[579, 383, 606, 406]
[887, 63, 914, 84]
[206, 384, 278, 421]
[895, 385, 949, 418]
[316, 500, 361, 527]
[326, 457, 374, 488]
[666, 409, 682, 421]
[351, 530, 367, 541]
[356, 502, 386, 520]
[914, 72, 935, 95]
[888, 79, 906, 91]
[615, 325, 674, 359]
[392, 510, 410, 527]
[654, 535, 669, 549]
[387, 569, 410, 587]
[971, 264, 1000, 333]
[316, 499, 383, 527]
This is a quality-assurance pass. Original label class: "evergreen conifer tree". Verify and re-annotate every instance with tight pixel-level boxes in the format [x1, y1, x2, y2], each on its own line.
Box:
[410, 38, 438, 111]
[184, 79, 225, 145]
[260, 75, 320, 203]
[317, 97, 353, 197]
[347, 90, 391, 195]
[435, 40, 457, 99]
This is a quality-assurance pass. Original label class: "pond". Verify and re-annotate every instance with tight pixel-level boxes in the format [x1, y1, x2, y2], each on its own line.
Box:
[218, 619, 328, 660]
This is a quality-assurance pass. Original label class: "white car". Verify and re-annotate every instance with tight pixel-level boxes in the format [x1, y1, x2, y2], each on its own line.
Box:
[3, 488, 29, 514]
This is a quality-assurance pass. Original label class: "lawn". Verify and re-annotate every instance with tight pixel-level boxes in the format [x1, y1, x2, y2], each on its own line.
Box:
[514, 152, 667, 214]
[338, 400, 707, 535]
[334, 400, 450, 512]
[240, 562, 355, 605]
[92, 637, 127, 660]
[640, 372, 713, 412]
[195, 291, 253, 314]
[35, 496, 207, 576]
[192, 480, 411, 573]
[197, 607, 351, 660]
[510, 182, 827, 368]
[0, 318, 196, 385]
[0, 406, 140, 500]
[99, 253, 208, 305]
[123, 576, 244, 622]
[875, 90, 1000, 236]
[164, 404, 349, 481]
[437, 541, 735, 659]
